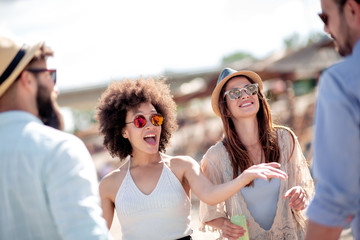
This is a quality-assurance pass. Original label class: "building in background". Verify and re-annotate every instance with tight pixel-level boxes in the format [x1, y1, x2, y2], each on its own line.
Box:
[57, 36, 341, 178]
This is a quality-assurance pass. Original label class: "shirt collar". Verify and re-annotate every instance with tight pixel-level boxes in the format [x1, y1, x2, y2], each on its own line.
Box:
[0, 110, 43, 125]
[353, 39, 360, 57]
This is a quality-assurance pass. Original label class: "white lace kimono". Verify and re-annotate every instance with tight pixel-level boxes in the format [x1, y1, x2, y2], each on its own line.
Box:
[199, 127, 314, 240]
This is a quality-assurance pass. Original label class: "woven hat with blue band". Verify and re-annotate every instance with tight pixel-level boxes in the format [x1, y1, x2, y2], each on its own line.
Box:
[0, 36, 44, 97]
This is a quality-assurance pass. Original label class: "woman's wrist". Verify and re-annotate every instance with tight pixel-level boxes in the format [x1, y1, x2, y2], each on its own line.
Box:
[205, 217, 227, 230]
[237, 171, 250, 187]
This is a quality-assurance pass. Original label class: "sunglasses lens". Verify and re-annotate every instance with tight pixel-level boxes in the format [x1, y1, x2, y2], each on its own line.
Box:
[228, 89, 242, 100]
[244, 84, 258, 95]
[133, 115, 146, 128]
[50, 71, 56, 84]
[151, 114, 164, 126]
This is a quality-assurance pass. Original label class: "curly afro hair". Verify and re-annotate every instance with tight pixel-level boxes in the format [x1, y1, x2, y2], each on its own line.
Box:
[96, 77, 178, 160]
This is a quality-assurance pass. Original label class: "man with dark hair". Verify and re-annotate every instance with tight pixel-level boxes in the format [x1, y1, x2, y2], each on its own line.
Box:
[305, 0, 360, 239]
[0, 36, 110, 239]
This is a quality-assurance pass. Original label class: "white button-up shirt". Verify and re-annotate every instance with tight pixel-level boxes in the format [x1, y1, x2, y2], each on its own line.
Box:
[0, 111, 110, 240]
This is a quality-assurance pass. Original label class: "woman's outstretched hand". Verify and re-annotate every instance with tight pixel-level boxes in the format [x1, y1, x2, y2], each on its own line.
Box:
[240, 162, 287, 186]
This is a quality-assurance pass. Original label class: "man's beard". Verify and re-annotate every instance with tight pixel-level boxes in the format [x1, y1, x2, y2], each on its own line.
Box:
[335, 13, 354, 57]
[334, 35, 353, 57]
[36, 83, 63, 130]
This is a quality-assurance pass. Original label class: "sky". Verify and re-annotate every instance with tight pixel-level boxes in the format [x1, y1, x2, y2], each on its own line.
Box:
[0, 0, 324, 91]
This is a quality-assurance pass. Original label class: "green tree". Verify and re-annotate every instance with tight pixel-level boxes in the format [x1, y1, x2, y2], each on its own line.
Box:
[283, 31, 327, 50]
[283, 32, 302, 50]
[306, 31, 326, 45]
[221, 51, 256, 65]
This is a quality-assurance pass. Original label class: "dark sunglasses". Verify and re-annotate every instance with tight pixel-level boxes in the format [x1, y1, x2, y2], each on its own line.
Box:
[126, 113, 164, 128]
[318, 12, 328, 26]
[319, 0, 349, 26]
[26, 68, 57, 84]
[223, 83, 259, 100]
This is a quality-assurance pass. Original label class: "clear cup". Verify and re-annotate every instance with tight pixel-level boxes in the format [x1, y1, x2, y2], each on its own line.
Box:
[230, 214, 249, 240]
[231, 193, 249, 240]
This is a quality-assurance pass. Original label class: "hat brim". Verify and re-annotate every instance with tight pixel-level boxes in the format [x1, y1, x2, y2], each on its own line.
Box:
[0, 41, 44, 97]
[211, 70, 263, 117]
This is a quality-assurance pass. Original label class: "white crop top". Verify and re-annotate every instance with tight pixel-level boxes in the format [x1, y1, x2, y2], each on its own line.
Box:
[115, 159, 192, 240]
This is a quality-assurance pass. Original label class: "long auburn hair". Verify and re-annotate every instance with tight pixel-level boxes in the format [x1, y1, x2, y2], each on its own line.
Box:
[218, 75, 283, 185]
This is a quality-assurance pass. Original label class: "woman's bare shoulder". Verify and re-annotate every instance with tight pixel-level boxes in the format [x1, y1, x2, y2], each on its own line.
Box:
[163, 154, 197, 166]
[161, 154, 200, 178]
[99, 163, 128, 196]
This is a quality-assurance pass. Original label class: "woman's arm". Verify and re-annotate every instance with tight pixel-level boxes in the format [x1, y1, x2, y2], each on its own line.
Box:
[99, 175, 116, 229]
[183, 156, 287, 205]
[305, 220, 342, 240]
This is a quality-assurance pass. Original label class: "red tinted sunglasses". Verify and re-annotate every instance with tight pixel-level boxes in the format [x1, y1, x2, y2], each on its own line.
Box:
[26, 68, 57, 84]
[126, 113, 164, 128]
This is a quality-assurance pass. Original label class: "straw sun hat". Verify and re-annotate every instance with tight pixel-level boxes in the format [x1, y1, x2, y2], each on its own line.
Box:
[0, 36, 44, 97]
[211, 67, 264, 117]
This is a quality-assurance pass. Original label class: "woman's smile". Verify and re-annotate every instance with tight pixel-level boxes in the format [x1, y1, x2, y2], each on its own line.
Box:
[143, 133, 157, 146]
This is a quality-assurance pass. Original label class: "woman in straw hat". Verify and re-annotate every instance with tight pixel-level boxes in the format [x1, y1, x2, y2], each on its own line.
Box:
[95, 77, 288, 240]
[199, 68, 314, 240]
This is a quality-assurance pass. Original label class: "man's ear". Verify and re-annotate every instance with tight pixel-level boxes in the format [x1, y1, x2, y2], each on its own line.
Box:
[345, 0, 360, 27]
[18, 71, 36, 93]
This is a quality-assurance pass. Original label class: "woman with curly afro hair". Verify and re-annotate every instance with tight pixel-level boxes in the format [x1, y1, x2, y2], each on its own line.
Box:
[96, 77, 288, 240]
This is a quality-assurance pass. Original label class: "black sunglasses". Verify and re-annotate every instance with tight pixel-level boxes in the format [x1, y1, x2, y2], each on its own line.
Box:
[318, 12, 328, 26]
[26, 68, 57, 84]
[318, 0, 349, 27]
